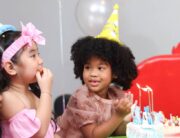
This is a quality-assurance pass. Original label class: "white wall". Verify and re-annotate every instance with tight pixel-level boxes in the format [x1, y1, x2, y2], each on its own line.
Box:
[1, 0, 180, 101]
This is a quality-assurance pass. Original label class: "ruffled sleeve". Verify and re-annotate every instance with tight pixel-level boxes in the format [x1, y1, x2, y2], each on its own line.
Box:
[7, 109, 41, 138]
[67, 87, 99, 128]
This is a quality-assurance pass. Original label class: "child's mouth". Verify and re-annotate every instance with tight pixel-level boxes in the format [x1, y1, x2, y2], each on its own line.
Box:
[89, 80, 100, 87]
[37, 67, 43, 75]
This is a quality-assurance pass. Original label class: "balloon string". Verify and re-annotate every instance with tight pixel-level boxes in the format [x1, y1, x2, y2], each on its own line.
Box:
[58, 0, 64, 66]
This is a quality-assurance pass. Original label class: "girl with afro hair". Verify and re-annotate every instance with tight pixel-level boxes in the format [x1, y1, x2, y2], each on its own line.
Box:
[57, 36, 138, 138]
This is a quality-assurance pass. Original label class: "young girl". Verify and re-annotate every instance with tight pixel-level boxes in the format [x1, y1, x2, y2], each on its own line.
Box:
[57, 35, 137, 137]
[0, 22, 59, 137]
[57, 4, 137, 138]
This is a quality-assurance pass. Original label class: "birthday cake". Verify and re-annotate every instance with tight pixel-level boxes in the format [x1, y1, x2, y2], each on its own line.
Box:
[126, 84, 164, 138]
[126, 84, 180, 138]
[127, 122, 164, 138]
[126, 107, 164, 138]
[127, 118, 180, 138]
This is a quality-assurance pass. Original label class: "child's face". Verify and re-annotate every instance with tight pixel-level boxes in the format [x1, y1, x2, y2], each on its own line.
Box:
[14, 41, 43, 84]
[83, 56, 112, 98]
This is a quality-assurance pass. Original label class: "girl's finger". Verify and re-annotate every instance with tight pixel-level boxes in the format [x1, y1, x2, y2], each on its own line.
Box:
[36, 71, 41, 80]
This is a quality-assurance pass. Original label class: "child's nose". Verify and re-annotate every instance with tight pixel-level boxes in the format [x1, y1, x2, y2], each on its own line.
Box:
[90, 69, 98, 77]
[38, 57, 43, 66]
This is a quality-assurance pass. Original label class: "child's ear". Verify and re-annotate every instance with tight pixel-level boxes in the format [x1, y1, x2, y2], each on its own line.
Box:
[3, 61, 17, 75]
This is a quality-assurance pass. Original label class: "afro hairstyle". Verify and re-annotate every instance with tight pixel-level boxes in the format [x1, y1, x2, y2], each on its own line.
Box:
[70, 36, 138, 90]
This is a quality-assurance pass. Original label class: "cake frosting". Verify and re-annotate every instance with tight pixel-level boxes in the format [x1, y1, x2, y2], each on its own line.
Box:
[164, 126, 180, 138]
[127, 122, 164, 138]
[126, 105, 164, 138]
[164, 116, 180, 138]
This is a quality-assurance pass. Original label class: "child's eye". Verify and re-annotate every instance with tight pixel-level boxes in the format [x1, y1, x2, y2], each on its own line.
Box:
[98, 66, 105, 70]
[31, 54, 36, 58]
[30, 52, 40, 58]
[84, 65, 90, 70]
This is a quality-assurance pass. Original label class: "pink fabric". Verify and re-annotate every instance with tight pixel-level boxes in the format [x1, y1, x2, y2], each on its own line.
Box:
[1, 109, 57, 138]
[57, 85, 125, 138]
[2, 22, 45, 63]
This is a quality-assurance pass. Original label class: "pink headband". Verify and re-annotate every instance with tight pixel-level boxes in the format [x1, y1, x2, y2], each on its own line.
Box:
[2, 22, 45, 63]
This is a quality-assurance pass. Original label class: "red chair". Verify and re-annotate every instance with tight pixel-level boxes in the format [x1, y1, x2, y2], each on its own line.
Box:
[129, 43, 180, 118]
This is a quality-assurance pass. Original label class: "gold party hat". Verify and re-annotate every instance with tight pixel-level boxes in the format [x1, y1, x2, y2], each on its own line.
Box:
[96, 4, 122, 44]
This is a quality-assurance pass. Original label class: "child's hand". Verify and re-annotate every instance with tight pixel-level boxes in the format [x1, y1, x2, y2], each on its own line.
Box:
[36, 67, 53, 94]
[113, 92, 133, 118]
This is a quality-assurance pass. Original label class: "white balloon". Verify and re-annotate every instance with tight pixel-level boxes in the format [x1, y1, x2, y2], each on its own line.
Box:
[76, 0, 113, 36]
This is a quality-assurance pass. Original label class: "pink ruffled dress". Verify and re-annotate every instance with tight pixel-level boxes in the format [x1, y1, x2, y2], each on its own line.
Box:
[57, 85, 125, 138]
[1, 108, 58, 138]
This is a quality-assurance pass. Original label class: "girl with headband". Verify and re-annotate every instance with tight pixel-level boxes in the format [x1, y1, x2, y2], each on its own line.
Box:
[0, 22, 60, 138]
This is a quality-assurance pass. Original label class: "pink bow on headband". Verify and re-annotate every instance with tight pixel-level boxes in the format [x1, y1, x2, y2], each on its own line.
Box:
[21, 22, 45, 46]
[2, 22, 46, 63]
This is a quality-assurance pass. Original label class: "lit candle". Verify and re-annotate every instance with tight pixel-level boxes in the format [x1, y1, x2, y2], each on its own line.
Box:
[136, 83, 142, 110]
[141, 86, 151, 112]
[148, 90, 151, 112]
[146, 85, 153, 112]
